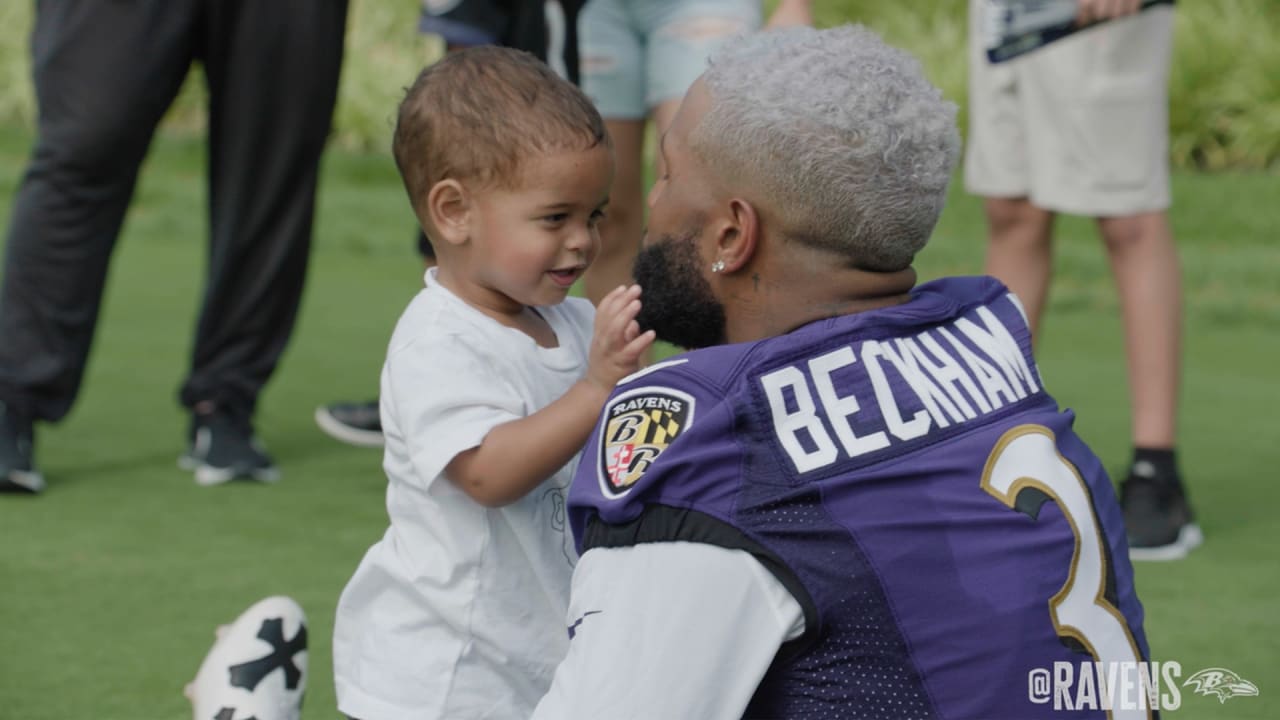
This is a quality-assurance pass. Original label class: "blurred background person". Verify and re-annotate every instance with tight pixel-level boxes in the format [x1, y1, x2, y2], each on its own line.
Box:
[578, 0, 813, 306]
[0, 0, 349, 493]
[964, 0, 1197, 559]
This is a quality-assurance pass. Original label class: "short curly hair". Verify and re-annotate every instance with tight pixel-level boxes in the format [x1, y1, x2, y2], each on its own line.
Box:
[693, 25, 960, 271]
[393, 46, 608, 223]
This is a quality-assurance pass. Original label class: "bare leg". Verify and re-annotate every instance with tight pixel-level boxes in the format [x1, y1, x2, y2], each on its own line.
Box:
[582, 95, 684, 306]
[982, 197, 1055, 338]
[583, 118, 646, 305]
[1098, 211, 1181, 449]
[649, 99, 682, 165]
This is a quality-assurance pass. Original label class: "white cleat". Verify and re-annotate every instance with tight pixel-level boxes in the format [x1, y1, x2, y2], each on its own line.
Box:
[187, 596, 308, 720]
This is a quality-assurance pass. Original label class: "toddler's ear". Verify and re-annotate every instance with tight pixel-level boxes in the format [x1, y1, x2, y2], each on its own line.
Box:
[427, 179, 470, 246]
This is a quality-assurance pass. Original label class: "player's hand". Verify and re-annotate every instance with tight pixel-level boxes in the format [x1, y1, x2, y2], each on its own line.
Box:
[1076, 0, 1143, 26]
[585, 284, 656, 392]
[765, 0, 813, 29]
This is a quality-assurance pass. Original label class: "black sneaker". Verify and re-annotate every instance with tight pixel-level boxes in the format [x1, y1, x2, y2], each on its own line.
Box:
[0, 401, 44, 494]
[179, 409, 280, 486]
[314, 400, 383, 448]
[1120, 464, 1202, 561]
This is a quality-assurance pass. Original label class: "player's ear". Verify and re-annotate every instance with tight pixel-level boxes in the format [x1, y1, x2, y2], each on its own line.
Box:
[427, 179, 470, 246]
[713, 197, 759, 273]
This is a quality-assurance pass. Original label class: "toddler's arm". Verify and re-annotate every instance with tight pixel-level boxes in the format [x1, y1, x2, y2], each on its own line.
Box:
[445, 285, 655, 507]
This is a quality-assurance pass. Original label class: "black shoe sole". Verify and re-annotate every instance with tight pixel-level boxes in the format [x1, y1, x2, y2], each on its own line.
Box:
[1128, 524, 1203, 561]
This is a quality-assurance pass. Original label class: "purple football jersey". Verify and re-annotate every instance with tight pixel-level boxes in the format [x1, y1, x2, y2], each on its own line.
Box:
[569, 276, 1151, 719]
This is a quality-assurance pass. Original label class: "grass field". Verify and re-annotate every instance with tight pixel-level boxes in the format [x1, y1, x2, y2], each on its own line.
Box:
[0, 122, 1277, 720]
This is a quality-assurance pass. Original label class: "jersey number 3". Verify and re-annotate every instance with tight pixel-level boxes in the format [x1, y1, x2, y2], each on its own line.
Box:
[981, 424, 1148, 713]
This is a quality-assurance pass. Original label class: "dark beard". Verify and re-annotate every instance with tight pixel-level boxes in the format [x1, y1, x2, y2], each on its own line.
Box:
[632, 231, 727, 350]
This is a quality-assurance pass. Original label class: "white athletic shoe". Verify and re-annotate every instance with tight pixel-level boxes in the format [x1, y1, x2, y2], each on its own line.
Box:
[313, 400, 384, 448]
[186, 596, 308, 720]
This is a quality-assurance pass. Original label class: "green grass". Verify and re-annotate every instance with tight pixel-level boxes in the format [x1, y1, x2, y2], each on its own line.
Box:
[0, 126, 1278, 719]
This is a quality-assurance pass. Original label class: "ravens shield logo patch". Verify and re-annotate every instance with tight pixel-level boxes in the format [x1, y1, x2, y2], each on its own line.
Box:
[598, 388, 695, 497]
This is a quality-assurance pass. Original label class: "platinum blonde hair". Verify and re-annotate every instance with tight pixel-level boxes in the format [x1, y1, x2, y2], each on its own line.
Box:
[693, 25, 960, 271]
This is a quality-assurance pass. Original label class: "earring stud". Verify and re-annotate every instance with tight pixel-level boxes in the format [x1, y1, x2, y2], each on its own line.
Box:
[711, 260, 726, 273]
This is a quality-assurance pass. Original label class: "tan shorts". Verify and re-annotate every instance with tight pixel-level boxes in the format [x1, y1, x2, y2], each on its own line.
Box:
[963, 1, 1174, 217]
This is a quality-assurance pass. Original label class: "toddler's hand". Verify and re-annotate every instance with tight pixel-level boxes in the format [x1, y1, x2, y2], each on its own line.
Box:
[1076, 0, 1143, 25]
[586, 284, 656, 391]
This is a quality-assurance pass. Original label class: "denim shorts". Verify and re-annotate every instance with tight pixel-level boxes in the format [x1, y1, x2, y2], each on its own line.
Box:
[580, 0, 762, 118]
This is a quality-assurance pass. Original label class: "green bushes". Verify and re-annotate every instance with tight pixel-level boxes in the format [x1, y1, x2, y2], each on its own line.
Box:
[1165, 0, 1280, 170]
[0, 0, 1275, 169]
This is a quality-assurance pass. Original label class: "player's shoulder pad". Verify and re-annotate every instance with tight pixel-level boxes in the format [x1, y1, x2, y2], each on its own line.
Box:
[595, 347, 752, 499]
[596, 378, 697, 499]
[615, 340, 756, 390]
[615, 358, 690, 388]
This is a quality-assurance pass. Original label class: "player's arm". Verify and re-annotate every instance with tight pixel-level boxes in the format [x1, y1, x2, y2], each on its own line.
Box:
[532, 541, 805, 720]
[445, 286, 655, 507]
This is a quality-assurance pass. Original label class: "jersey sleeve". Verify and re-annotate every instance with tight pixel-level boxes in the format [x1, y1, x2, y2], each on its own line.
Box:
[531, 542, 805, 720]
[382, 334, 524, 492]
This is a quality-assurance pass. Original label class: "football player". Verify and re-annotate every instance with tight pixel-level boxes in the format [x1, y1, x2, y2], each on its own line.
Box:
[533, 25, 1153, 720]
